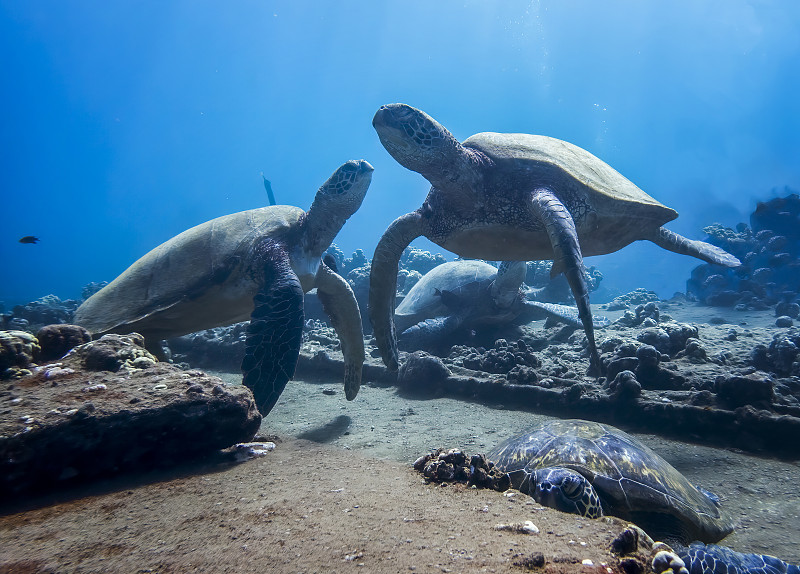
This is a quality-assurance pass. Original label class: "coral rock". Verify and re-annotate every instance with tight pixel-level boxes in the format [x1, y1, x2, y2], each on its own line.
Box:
[36, 324, 92, 362]
[1, 340, 261, 499]
[0, 330, 41, 376]
[397, 351, 450, 395]
[715, 374, 775, 408]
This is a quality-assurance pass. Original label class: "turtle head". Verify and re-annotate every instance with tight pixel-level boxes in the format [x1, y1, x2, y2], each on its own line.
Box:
[305, 159, 373, 256]
[373, 104, 471, 186]
[531, 467, 603, 519]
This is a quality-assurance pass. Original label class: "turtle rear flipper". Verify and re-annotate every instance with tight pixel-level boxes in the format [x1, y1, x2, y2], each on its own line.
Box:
[648, 227, 741, 267]
[315, 261, 365, 401]
[527, 188, 602, 376]
[242, 242, 304, 416]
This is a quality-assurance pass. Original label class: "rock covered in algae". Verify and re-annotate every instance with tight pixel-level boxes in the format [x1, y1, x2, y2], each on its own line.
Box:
[0, 332, 260, 499]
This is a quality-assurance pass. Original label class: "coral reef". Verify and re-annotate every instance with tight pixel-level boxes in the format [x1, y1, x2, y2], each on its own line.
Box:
[750, 327, 800, 378]
[5, 295, 80, 332]
[401, 247, 448, 275]
[523, 260, 603, 303]
[687, 193, 800, 309]
[460, 339, 542, 375]
[81, 281, 108, 300]
[606, 289, 661, 312]
[169, 322, 249, 371]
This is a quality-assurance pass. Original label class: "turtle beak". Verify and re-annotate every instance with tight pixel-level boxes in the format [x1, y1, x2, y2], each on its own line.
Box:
[373, 104, 419, 164]
[373, 105, 406, 143]
[372, 103, 411, 130]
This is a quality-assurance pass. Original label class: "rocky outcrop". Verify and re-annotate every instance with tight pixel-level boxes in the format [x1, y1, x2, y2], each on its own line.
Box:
[36, 324, 92, 362]
[0, 332, 261, 499]
[0, 330, 40, 379]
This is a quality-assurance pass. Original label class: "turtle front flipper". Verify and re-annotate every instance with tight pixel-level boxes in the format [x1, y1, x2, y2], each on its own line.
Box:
[242, 241, 305, 416]
[399, 315, 464, 351]
[522, 301, 611, 329]
[670, 543, 800, 574]
[647, 227, 741, 267]
[527, 188, 602, 376]
[369, 211, 424, 370]
[314, 260, 365, 401]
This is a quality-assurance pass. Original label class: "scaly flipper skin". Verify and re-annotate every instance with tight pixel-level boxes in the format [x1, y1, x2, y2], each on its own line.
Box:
[369, 212, 424, 370]
[649, 227, 742, 268]
[314, 260, 365, 400]
[673, 543, 800, 574]
[400, 315, 464, 351]
[242, 240, 304, 415]
[528, 188, 602, 375]
[523, 301, 611, 328]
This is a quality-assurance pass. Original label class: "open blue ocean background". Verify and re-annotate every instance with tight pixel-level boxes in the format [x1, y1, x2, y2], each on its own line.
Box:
[2, 1, 799, 308]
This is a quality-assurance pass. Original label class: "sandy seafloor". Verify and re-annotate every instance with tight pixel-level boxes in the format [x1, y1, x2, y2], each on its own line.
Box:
[1, 300, 799, 573]
[239, 370, 800, 564]
[242, 297, 800, 565]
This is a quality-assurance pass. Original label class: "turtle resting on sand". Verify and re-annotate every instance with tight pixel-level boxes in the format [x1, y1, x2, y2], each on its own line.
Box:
[488, 418, 733, 544]
[74, 160, 373, 415]
[487, 419, 799, 574]
[369, 103, 741, 375]
[395, 259, 610, 351]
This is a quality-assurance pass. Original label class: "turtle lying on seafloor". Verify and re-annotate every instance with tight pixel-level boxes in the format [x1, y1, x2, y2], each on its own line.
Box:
[488, 419, 799, 574]
[369, 103, 741, 376]
[74, 160, 373, 415]
[488, 418, 733, 544]
[394, 259, 609, 351]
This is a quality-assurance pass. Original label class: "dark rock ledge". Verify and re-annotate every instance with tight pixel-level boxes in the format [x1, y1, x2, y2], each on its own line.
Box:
[1, 332, 261, 500]
[297, 348, 800, 458]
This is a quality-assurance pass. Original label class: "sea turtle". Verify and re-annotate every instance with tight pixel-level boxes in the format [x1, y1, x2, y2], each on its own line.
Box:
[487, 419, 800, 574]
[487, 418, 734, 544]
[369, 104, 741, 375]
[73, 160, 373, 415]
[395, 259, 610, 350]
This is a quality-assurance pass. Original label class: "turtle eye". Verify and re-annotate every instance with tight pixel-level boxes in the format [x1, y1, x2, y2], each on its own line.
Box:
[560, 475, 583, 498]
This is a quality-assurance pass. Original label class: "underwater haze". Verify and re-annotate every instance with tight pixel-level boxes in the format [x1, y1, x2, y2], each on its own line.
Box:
[1, 1, 799, 307]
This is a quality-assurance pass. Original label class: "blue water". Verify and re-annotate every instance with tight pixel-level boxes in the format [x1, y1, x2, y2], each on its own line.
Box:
[2, 1, 799, 307]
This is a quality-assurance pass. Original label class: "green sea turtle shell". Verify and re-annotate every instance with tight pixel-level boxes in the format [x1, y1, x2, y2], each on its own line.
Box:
[394, 260, 499, 327]
[487, 419, 735, 544]
[74, 205, 306, 341]
[460, 133, 679, 257]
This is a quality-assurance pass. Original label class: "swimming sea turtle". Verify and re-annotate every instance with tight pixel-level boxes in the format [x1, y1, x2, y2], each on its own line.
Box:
[487, 419, 800, 574]
[395, 260, 609, 350]
[369, 104, 741, 375]
[74, 160, 373, 415]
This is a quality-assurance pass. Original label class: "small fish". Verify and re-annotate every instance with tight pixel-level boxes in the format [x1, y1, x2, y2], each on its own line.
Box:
[261, 172, 277, 206]
[19, 236, 39, 244]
